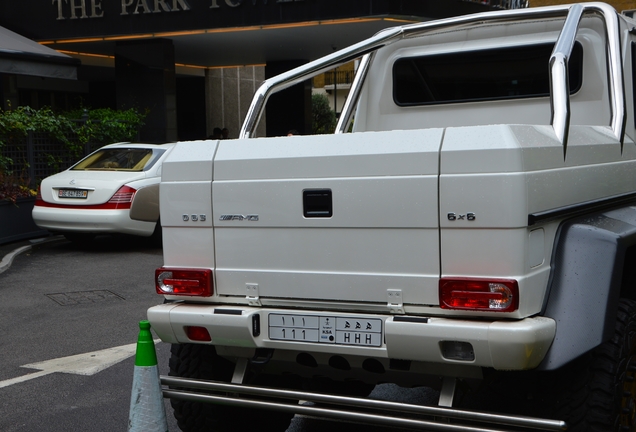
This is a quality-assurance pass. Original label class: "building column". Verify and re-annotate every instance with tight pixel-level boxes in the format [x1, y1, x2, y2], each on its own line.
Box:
[115, 39, 177, 143]
[205, 66, 265, 140]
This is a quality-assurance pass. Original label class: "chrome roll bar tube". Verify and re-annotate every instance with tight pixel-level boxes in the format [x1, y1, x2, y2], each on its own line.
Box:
[162, 375, 568, 431]
[239, 2, 626, 160]
[549, 2, 625, 157]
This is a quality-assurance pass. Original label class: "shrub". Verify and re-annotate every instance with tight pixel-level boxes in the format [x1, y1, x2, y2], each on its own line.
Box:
[312, 93, 337, 135]
[0, 106, 147, 193]
[0, 171, 37, 204]
[64, 107, 147, 145]
[0, 106, 77, 173]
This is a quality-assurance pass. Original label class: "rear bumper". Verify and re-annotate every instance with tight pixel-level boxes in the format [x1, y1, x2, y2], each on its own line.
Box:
[147, 303, 555, 371]
[32, 205, 155, 236]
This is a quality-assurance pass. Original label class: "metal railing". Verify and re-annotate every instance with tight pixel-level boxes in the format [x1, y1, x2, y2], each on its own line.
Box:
[2, 116, 141, 184]
[324, 70, 356, 86]
[239, 2, 626, 160]
[2, 129, 101, 186]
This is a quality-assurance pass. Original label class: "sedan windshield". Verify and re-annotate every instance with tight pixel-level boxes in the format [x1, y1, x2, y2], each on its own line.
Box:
[71, 148, 164, 171]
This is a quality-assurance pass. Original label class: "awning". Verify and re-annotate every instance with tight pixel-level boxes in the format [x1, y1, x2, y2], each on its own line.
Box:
[0, 26, 78, 80]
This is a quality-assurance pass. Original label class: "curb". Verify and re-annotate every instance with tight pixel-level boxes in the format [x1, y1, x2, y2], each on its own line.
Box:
[0, 236, 66, 275]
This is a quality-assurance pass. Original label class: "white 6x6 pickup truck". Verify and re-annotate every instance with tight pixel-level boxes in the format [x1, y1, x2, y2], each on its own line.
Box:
[146, 3, 636, 431]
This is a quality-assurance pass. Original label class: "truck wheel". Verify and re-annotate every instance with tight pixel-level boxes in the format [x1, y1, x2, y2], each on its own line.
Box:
[551, 298, 636, 431]
[459, 299, 636, 430]
[168, 343, 295, 432]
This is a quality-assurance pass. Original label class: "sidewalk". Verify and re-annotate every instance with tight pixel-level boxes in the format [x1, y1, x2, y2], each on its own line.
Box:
[0, 235, 65, 274]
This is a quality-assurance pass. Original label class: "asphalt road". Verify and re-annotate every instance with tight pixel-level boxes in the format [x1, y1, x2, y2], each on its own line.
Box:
[0, 235, 442, 432]
[0, 235, 176, 432]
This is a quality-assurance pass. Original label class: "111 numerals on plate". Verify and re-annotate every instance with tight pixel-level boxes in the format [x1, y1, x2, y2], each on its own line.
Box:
[268, 314, 382, 347]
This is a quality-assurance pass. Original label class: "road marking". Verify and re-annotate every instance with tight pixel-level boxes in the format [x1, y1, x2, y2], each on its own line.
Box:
[0, 245, 31, 275]
[0, 370, 53, 389]
[0, 340, 160, 389]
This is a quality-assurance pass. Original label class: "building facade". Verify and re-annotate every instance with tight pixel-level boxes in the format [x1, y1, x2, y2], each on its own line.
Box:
[530, 0, 635, 11]
[1, 1, 530, 141]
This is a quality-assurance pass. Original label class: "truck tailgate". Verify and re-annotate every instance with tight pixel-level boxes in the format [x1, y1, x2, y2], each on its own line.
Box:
[212, 129, 442, 307]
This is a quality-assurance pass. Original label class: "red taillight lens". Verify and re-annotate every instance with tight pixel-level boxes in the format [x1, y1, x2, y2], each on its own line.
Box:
[439, 278, 519, 312]
[185, 326, 212, 342]
[155, 268, 213, 297]
[107, 185, 137, 208]
[35, 186, 44, 206]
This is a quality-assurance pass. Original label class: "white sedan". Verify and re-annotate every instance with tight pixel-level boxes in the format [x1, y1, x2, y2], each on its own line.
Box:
[32, 142, 175, 243]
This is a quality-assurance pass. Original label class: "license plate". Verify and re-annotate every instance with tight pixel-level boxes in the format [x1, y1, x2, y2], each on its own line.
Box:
[58, 189, 88, 199]
[269, 314, 382, 347]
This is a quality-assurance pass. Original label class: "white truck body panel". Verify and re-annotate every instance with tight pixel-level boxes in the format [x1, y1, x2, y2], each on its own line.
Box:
[149, 5, 636, 429]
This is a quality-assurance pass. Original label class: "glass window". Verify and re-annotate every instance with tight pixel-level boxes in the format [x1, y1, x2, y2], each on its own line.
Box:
[393, 42, 583, 106]
[71, 148, 165, 171]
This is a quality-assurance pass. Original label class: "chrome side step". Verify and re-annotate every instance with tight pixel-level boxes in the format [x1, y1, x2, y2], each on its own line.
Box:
[161, 376, 567, 432]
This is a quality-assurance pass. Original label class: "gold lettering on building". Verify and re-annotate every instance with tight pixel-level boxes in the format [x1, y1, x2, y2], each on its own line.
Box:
[53, 0, 66, 20]
[51, 0, 295, 19]
[121, 0, 190, 15]
[172, 0, 191, 11]
[133, 0, 152, 14]
[70, 0, 88, 18]
[91, 0, 104, 17]
[154, 0, 171, 12]
[53, 0, 104, 20]
[121, 0, 134, 15]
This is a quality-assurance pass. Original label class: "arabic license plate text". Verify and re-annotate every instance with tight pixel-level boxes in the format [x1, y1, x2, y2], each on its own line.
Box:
[268, 314, 382, 347]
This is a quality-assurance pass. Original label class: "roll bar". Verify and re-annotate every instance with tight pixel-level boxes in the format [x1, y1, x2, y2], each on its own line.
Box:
[239, 2, 626, 158]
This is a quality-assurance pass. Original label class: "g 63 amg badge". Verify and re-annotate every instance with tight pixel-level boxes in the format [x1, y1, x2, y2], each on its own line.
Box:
[219, 214, 259, 221]
[183, 214, 207, 222]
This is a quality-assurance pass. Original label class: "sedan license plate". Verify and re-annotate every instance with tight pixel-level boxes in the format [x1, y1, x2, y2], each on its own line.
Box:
[269, 314, 382, 347]
[58, 189, 88, 199]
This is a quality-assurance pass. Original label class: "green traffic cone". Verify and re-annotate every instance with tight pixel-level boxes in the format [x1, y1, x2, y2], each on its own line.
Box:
[128, 320, 168, 432]
[134, 320, 158, 367]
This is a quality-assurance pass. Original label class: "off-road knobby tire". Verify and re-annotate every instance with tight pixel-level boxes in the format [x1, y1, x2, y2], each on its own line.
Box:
[546, 298, 636, 431]
[458, 299, 636, 431]
[168, 343, 295, 432]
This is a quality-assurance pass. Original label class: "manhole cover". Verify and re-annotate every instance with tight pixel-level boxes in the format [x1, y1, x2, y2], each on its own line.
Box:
[46, 290, 125, 306]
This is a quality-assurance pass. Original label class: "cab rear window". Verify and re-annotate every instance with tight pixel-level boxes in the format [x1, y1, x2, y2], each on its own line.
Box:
[71, 148, 164, 171]
[393, 42, 583, 106]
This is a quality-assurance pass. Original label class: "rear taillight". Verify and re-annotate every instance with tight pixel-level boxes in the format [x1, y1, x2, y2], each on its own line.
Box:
[107, 185, 137, 209]
[155, 268, 213, 297]
[185, 326, 212, 342]
[35, 186, 44, 206]
[439, 278, 518, 312]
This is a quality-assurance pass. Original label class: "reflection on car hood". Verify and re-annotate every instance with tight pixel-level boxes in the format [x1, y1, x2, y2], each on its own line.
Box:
[39, 170, 148, 205]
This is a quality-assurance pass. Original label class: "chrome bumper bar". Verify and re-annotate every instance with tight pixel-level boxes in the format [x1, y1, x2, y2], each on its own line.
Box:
[161, 376, 567, 432]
